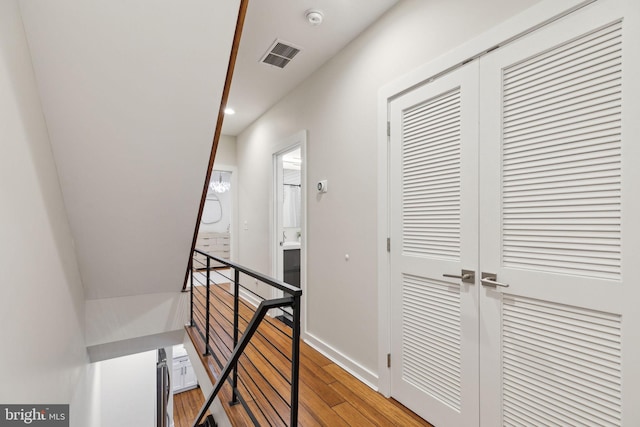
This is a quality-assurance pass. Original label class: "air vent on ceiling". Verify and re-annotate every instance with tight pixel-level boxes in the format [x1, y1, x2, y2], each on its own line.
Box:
[261, 40, 301, 69]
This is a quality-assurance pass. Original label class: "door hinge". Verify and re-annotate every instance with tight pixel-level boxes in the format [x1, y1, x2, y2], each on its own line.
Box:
[387, 353, 391, 368]
[387, 121, 390, 137]
[387, 237, 391, 252]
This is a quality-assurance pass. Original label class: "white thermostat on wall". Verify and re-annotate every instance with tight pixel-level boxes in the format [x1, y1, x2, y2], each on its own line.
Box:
[317, 180, 328, 193]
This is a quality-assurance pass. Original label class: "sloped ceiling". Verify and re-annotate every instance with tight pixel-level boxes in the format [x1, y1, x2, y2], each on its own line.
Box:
[20, 0, 241, 299]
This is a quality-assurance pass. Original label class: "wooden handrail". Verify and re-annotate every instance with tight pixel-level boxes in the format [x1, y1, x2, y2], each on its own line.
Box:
[183, 0, 250, 291]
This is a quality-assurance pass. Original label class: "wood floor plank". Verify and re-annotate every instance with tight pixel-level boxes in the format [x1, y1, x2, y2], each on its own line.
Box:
[300, 340, 333, 368]
[173, 387, 208, 427]
[298, 383, 352, 427]
[299, 363, 344, 407]
[329, 381, 400, 427]
[333, 402, 377, 427]
[324, 364, 434, 427]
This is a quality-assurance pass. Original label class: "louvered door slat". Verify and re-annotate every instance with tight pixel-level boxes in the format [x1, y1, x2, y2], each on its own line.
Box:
[503, 23, 621, 82]
[501, 20, 622, 280]
[401, 274, 462, 411]
[502, 295, 622, 426]
[402, 88, 461, 260]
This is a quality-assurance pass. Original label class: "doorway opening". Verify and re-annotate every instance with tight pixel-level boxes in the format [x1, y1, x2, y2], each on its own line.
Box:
[194, 166, 237, 285]
[272, 131, 307, 327]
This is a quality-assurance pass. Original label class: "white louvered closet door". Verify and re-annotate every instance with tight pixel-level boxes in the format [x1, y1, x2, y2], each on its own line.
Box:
[479, 0, 640, 425]
[390, 63, 479, 427]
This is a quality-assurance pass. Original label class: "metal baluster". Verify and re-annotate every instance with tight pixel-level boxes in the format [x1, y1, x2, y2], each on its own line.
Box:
[189, 257, 194, 327]
[231, 268, 240, 405]
[290, 294, 301, 426]
[204, 256, 211, 356]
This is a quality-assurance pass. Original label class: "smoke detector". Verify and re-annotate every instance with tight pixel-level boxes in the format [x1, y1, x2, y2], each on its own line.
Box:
[305, 10, 324, 26]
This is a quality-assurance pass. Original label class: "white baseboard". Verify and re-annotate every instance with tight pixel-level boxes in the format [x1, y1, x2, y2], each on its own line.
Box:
[238, 287, 261, 309]
[303, 332, 379, 391]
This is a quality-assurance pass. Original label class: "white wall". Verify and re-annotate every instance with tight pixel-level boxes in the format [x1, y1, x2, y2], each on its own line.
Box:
[96, 351, 157, 427]
[0, 0, 88, 410]
[236, 0, 540, 381]
[215, 134, 238, 166]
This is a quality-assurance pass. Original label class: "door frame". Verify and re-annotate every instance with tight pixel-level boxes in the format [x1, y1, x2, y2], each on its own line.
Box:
[376, 0, 596, 397]
[270, 130, 308, 335]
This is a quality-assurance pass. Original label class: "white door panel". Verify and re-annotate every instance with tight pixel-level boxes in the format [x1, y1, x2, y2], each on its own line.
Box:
[390, 63, 479, 427]
[388, 1, 640, 425]
[479, 1, 637, 425]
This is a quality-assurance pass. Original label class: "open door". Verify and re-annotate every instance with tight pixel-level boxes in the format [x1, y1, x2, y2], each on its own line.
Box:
[272, 132, 306, 324]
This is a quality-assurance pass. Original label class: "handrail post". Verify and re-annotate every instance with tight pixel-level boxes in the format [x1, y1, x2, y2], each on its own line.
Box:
[204, 256, 211, 356]
[231, 268, 240, 405]
[189, 255, 194, 327]
[290, 293, 301, 426]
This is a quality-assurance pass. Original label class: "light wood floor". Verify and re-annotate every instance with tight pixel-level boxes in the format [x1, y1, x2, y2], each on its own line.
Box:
[183, 282, 433, 427]
[174, 387, 209, 427]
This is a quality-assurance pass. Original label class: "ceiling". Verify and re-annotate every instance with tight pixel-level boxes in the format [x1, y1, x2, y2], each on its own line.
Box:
[222, 0, 400, 136]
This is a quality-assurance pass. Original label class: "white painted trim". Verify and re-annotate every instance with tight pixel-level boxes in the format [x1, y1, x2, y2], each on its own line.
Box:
[376, 0, 595, 397]
[303, 333, 379, 391]
[270, 130, 308, 335]
[376, 80, 392, 397]
[239, 287, 261, 309]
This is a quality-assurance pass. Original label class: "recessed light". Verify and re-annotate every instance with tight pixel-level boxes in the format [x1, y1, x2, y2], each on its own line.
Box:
[224, 107, 235, 115]
[305, 10, 324, 26]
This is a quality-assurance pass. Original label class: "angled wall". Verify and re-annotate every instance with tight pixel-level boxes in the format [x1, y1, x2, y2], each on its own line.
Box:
[0, 0, 88, 413]
[19, 0, 240, 300]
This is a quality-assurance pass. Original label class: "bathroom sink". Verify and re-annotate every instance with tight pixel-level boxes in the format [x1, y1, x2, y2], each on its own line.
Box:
[282, 241, 300, 250]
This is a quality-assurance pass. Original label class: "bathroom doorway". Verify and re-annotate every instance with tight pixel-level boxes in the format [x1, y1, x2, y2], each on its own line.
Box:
[272, 131, 306, 326]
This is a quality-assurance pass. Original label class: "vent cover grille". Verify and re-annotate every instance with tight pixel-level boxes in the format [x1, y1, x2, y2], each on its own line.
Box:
[261, 40, 301, 69]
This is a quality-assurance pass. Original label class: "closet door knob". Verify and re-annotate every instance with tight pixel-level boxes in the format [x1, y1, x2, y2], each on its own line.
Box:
[480, 272, 509, 288]
[442, 269, 475, 284]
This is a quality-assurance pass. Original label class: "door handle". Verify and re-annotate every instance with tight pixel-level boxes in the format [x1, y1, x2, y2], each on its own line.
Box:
[442, 269, 475, 284]
[480, 272, 509, 288]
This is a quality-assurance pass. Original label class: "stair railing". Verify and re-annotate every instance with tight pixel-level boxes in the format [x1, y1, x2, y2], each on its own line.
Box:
[189, 249, 302, 427]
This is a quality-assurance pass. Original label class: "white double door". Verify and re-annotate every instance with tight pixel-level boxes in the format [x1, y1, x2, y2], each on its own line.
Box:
[389, 1, 640, 426]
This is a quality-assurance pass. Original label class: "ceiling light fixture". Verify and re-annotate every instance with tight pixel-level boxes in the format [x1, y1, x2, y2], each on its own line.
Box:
[224, 107, 235, 115]
[209, 171, 231, 194]
[305, 9, 324, 26]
